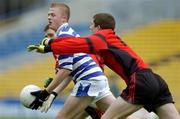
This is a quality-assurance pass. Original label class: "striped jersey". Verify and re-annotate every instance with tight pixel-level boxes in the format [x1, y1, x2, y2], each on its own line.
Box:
[54, 23, 105, 82]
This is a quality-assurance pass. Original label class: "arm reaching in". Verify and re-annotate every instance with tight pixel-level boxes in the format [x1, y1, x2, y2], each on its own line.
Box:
[27, 33, 108, 55]
[51, 35, 108, 55]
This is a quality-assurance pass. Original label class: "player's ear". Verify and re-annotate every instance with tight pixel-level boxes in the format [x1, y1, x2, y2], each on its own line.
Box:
[62, 15, 68, 22]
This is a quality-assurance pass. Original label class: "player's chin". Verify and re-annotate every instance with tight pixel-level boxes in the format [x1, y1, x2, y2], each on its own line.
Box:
[49, 25, 56, 31]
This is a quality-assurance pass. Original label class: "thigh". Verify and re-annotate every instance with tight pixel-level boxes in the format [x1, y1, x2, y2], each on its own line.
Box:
[101, 96, 142, 119]
[56, 96, 93, 119]
[156, 103, 180, 119]
[96, 93, 116, 112]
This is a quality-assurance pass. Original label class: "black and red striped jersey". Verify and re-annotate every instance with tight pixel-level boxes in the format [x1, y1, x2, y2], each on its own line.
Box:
[51, 29, 148, 84]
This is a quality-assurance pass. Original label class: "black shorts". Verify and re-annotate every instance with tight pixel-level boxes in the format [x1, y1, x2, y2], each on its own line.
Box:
[121, 69, 174, 112]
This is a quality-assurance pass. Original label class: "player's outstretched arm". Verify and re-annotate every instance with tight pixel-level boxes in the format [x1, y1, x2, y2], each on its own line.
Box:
[51, 37, 91, 55]
[51, 35, 108, 55]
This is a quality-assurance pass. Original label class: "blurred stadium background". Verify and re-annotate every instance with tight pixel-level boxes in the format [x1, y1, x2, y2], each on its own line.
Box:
[0, 0, 180, 118]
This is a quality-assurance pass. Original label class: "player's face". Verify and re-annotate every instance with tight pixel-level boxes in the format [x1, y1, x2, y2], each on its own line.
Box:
[48, 7, 66, 31]
[89, 19, 100, 33]
[45, 29, 55, 39]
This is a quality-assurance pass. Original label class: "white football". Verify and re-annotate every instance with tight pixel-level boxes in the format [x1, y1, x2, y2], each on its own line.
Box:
[20, 84, 41, 108]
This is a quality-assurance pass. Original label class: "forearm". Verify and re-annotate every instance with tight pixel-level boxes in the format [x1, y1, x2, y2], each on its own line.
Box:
[51, 37, 92, 55]
[46, 69, 71, 93]
[53, 77, 72, 94]
[46, 77, 60, 93]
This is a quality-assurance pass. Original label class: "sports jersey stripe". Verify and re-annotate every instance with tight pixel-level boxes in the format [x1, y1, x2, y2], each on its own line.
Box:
[80, 71, 104, 80]
[58, 65, 72, 70]
[73, 57, 95, 68]
[72, 31, 78, 36]
[59, 57, 72, 64]
[84, 38, 94, 52]
[72, 65, 102, 81]
[57, 28, 79, 37]
[72, 64, 98, 78]
[93, 34, 107, 42]
[58, 54, 73, 60]
[74, 67, 105, 81]
[61, 25, 70, 32]
[60, 62, 72, 68]
[70, 59, 94, 76]
[73, 54, 90, 64]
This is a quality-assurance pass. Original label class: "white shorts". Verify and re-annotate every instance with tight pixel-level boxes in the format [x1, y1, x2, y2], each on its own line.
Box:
[71, 78, 112, 103]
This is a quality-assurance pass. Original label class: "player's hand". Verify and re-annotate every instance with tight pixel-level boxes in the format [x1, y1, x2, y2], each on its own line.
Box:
[40, 92, 57, 113]
[27, 44, 45, 53]
[27, 44, 51, 53]
[44, 77, 53, 88]
[30, 89, 50, 110]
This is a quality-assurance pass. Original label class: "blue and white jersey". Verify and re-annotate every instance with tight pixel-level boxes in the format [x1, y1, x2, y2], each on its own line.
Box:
[56, 23, 80, 37]
[56, 23, 106, 82]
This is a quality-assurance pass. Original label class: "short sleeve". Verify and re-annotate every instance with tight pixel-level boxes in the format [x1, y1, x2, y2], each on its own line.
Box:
[58, 54, 73, 71]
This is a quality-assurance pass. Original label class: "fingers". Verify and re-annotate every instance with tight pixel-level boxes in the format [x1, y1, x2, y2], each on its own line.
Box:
[30, 90, 41, 97]
[27, 45, 38, 52]
[39, 94, 55, 113]
[29, 100, 35, 109]
[30, 98, 43, 110]
[40, 102, 49, 113]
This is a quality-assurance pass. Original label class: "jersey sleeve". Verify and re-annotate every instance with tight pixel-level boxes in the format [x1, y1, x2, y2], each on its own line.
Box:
[51, 35, 108, 55]
[58, 54, 73, 71]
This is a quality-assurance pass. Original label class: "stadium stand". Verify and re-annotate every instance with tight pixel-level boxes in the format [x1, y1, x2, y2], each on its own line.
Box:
[0, 56, 74, 99]
[122, 20, 180, 62]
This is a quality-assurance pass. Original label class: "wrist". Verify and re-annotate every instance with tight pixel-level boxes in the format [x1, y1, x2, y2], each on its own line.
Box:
[43, 89, 50, 96]
[47, 39, 53, 45]
[44, 45, 52, 52]
[41, 89, 50, 101]
[52, 91, 58, 98]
